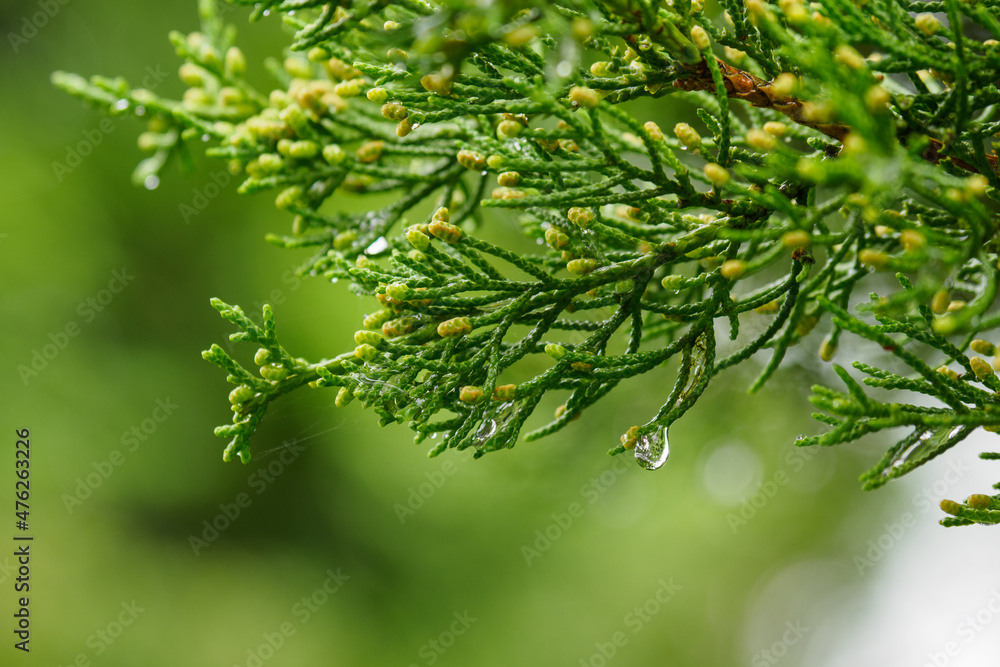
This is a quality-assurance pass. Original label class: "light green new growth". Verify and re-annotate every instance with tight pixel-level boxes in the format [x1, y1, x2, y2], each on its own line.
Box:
[55, 0, 1000, 526]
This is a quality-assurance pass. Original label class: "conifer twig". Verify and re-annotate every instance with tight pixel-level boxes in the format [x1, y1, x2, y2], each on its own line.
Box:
[55, 0, 1000, 526]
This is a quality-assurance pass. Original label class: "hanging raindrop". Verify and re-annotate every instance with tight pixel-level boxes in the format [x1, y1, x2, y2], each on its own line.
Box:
[634, 427, 670, 470]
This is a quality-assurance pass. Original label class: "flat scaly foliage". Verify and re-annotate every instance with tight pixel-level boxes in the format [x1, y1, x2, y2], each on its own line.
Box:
[56, 0, 1000, 526]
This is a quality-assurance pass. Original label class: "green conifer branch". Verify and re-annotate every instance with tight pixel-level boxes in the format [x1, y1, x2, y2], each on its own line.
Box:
[56, 0, 1000, 525]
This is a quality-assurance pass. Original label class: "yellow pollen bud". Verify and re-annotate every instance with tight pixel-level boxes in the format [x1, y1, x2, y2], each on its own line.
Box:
[858, 249, 890, 271]
[569, 86, 599, 109]
[690, 25, 711, 50]
[746, 128, 777, 151]
[704, 163, 729, 185]
[720, 260, 746, 280]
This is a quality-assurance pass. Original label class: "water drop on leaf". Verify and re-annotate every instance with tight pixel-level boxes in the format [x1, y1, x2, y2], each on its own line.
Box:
[473, 401, 521, 448]
[894, 425, 962, 469]
[635, 427, 669, 470]
[474, 419, 497, 444]
[365, 236, 389, 255]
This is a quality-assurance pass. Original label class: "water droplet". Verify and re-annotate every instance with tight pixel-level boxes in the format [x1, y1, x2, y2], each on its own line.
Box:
[365, 236, 388, 255]
[677, 332, 709, 403]
[922, 425, 962, 446]
[475, 419, 497, 442]
[201, 133, 210, 142]
[143, 174, 160, 190]
[113, 99, 129, 111]
[355, 373, 402, 392]
[884, 425, 963, 474]
[473, 401, 521, 447]
[135, 105, 146, 116]
[635, 427, 669, 470]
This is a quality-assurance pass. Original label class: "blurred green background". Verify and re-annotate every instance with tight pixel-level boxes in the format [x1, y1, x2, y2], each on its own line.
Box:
[3, 2, 999, 666]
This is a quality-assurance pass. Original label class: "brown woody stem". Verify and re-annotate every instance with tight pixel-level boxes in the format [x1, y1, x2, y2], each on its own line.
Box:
[673, 58, 997, 175]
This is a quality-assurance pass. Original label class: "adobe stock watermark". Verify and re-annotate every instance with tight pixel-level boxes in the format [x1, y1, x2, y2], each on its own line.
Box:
[179, 170, 234, 224]
[853, 457, 969, 576]
[16, 267, 135, 386]
[407, 610, 478, 667]
[394, 459, 459, 523]
[245, 269, 305, 317]
[922, 589, 1000, 667]
[62, 397, 179, 513]
[232, 567, 349, 667]
[56, 600, 144, 667]
[189, 440, 307, 555]
[51, 65, 169, 183]
[726, 445, 818, 534]
[579, 578, 682, 667]
[8, 0, 72, 54]
[522, 456, 631, 566]
[751, 620, 811, 666]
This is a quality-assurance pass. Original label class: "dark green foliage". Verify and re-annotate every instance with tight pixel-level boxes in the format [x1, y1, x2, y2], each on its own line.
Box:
[56, 0, 1000, 525]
